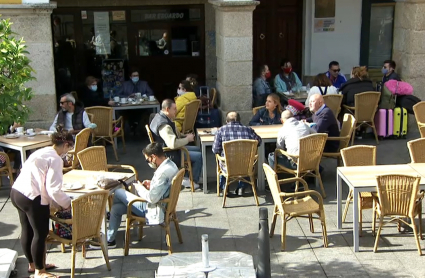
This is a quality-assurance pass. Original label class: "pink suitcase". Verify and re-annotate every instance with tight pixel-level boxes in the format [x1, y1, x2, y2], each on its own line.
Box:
[374, 109, 393, 138]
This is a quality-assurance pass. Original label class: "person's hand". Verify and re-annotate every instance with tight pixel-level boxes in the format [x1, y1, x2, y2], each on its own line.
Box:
[108, 100, 115, 106]
[142, 180, 151, 189]
[186, 133, 195, 142]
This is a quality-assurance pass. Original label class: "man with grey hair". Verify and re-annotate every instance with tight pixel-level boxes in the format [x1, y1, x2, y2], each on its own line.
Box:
[49, 93, 93, 134]
[268, 109, 316, 169]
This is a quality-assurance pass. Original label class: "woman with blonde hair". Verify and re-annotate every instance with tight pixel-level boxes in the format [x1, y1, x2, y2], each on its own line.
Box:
[249, 93, 282, 126]
[340, 66, 374, 106]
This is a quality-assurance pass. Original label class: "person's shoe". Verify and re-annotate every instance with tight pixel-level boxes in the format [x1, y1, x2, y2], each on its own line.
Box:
[233, 187, 245, 196]
[90, 240, 116, 249]
[182, 178, 191, 188]
[355, 131, 363, 140]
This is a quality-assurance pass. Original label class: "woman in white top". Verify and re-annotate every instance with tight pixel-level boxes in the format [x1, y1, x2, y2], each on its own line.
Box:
[11, 130, 73, 278]
[305, 73, 339, 106]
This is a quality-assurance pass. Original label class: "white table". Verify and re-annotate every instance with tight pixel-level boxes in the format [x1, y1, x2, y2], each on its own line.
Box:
[63, 170, 136, 262]
[156, 251, 255, 277]
[197, 125, 281, 194]
[0, 133, 52, 163]
[111, 100, 160, 120]
[336, 164, 425, 252]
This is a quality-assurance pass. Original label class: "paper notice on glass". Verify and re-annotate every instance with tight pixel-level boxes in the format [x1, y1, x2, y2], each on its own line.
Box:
[81, 10, 87, 20]
[314, 18, 335, 32]
[112, 11, 126, 21]
[94, 12, 111, 55]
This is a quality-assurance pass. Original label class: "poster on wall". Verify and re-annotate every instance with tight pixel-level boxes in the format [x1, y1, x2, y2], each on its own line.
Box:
[93, 12, 111, 55]
[314, 18, 335, 32]
[101, 59, 125, 98]
[315, 0, 335, 18]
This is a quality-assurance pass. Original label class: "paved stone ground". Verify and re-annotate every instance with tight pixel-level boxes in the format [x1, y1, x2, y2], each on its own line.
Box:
[1, 128, 425, 278]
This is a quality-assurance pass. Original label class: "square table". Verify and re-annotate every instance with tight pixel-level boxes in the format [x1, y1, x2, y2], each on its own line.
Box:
[197, 125, 281, 194]
[63, 170, 136, 262]
[336, 164, 425, 252]
[0, 133, 52, 163]
[111, 100, 160, 121]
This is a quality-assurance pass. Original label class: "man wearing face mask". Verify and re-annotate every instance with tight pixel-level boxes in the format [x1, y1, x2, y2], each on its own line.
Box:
[382, 60, 401, 85]
[118, 68, 154, 98]
[174, 80, 197, 132]
[275, 59, 303, 97]
[78, 76, 115, 107]
[91, 143, 179, 249]
[253, 64, 272, 107]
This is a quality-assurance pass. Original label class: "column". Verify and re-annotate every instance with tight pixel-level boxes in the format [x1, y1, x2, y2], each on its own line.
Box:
[0, 2, 57, 129]
[209, 0, 259, 124]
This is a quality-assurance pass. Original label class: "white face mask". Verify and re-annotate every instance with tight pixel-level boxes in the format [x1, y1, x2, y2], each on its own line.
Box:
[177, 89, 184, 96]
[148, 162, 157, 169]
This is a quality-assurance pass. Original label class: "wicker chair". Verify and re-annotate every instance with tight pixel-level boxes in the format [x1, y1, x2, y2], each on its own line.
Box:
[342, 91, 380, 145]
[373, 174, 423, 255]
[323, 94, 343, 118]
[413, 102, 425, 138]
[340, 145, 378, 236]
[87, 112, 94, 123]
[124, 168, 185, 255]
[210, 88, 217, 107]
[145, 125, 195, 192]
[274, 133, 328, 198]
[47, 191, 110, 277]
[85, 106, 125, 161]
[322, 114, 357, 166]
[63, 128, 92, 173]
[263, 164, 328, 251]
[175, 99, 201, 134]
[0, 151, 14, 188]
[216, 139, 259, 207]
[252, 106, 265, 115]
[408, 138, 425, 163]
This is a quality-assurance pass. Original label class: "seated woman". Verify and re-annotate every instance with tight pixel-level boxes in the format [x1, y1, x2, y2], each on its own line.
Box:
[274, 59, 302, 97]
[175, 80, 197, 132]
[340, 66, 374, 107]
[252, 64, 272, 108]
[305, 73, 339, 106]
[249, 93, 282, 126]
[78, 76, 114, 108]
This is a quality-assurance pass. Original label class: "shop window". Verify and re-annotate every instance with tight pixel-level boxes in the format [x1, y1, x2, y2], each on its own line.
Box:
[368, 4, 394, 68]
[137, 29, 169, 56]
[171, 26, 199, 56]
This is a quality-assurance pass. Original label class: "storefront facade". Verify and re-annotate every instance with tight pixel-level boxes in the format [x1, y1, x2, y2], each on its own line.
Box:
[0, 0, 422, 127]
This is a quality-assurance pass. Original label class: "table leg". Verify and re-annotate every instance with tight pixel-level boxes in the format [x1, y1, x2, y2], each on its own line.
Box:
[20, 149, 27, 164]
[202, 144, 208, 194]
[257, 145, 265, 191]
[353, 188, 359, 252]
[337, 173, 342, 229]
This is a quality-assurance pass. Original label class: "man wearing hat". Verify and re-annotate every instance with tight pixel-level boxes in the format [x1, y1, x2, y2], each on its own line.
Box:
[286, 99, 307, 120]
[268, 101, 316, 169]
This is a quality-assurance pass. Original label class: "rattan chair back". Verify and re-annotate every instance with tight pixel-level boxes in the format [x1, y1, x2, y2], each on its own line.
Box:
[413, 101, 425, 125]
[407, 138, 425, 163]
[181, 100, 201, 134]
[71, 128, 92, 169]
[145, 125, 155, 143]
[77, 146, 108, 171]
[354, 92, 380, 123]
[223, 139, 258, 177]
[341, 145, 376, 166]
[297, 133, 328, 173]
[85, 106, 113, 137]
[165, 169, 185, 221]
[252, 106, 265, 115]
[339, 114, 357, 149]
[323, 94, 343, 117]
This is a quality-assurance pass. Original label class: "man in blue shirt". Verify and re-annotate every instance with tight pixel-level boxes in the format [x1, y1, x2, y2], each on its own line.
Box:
[325, 61, 347, 89]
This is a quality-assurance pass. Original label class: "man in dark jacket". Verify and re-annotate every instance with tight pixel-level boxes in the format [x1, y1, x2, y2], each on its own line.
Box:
[118, 68, 154, 98]
[382, 60, 401, 85]
[307, 94, 340, 152]
[49, 93, 93, 134]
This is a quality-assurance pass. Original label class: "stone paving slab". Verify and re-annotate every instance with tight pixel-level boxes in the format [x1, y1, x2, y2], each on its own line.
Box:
[1, 131, 425, 277]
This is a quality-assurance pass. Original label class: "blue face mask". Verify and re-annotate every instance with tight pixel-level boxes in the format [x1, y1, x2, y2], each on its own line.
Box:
[90, 85, 97, 91]
[131, 77, 139, 83]
[382, 68, 389, 75]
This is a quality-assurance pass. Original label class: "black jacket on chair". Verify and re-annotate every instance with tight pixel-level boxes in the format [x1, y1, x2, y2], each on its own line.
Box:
[340, 78, 374, 107]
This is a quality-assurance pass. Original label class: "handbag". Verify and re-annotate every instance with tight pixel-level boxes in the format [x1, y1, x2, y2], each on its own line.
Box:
[97, 178, 127, 190]
[53, 210, 72, 239]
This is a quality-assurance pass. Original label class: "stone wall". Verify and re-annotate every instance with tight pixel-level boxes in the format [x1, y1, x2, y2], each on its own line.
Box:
[0, 3, 57, 129]
[393, 0, 425, 100]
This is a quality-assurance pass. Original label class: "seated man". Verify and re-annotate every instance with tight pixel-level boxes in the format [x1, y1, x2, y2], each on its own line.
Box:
[150, 99, 202, 190]
[91, 143, 179, 248]
[306, 94, 340, 152]
[212, 111, 262, 196]
[268, 109, 316, 169]
[117, 68, 154, 98]
[49, 93, 95, 135]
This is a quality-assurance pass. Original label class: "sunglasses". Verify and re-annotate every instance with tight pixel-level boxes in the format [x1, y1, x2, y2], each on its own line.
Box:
[332, 69, 341, 73]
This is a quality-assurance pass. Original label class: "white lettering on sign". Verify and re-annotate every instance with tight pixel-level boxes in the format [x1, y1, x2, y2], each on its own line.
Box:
[144, 13, 184, 20]
[22, 0, 49, 3]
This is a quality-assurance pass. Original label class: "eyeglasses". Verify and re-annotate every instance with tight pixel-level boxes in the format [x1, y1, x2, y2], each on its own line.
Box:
[332, 69, 341, 73]
[60, 101, 69, 105]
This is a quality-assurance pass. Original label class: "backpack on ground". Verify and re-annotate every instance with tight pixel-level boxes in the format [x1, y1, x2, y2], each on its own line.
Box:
[396, 95, 421, 114]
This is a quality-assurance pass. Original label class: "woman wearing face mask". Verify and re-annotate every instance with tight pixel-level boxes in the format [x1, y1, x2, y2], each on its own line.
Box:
[253, 64, 272, 107]
[174, 80, 197, 132]
[274, 59, 303, 96]
[249, 93, 282, 126]
[10, 128, 73, 278]
[78, 76, 115, 107]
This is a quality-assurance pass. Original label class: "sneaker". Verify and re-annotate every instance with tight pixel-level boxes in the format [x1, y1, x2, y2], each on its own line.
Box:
[182, 178, 191, 188]
[90, 240, 116, 249]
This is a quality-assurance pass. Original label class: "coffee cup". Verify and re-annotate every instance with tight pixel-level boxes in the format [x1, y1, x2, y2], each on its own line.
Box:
[27, 128, 34, 134]
[114, 96, 120, 102]
[135, 93, 142, 99]
[120, 98, 127, 104]
[149, 95, 155, 101]
[16, 127, 24, 133]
